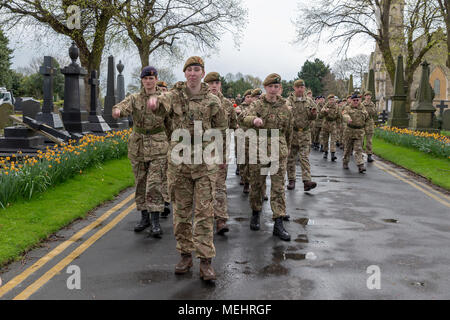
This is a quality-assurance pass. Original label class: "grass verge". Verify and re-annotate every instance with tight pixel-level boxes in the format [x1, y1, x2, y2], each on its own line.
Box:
[373, 137, 450, 190]
[0, 157, 133, 267]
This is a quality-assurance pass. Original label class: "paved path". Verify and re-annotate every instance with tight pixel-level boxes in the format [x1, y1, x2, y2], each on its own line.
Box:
[1, 146, 449, 300]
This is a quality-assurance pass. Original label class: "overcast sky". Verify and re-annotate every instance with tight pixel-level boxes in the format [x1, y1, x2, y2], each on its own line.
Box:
[9, 0, 374, 88]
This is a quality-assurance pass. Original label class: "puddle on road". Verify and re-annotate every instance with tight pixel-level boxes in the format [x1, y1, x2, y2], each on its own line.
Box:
[135, 270, 173, 284]
[234, 217, 249, 222]
[259, 264, 289, 276]
[383, 219, 399, 223]
[284, 253, 306, 260]
[295, 208, 306, 211]
[295, 234, 309, 243]
[235, 260, 249, 265]
[293, 218, 314, 226]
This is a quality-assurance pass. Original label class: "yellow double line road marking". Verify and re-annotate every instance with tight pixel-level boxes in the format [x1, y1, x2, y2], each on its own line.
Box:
[0, 193, 135, 299]
[13, 203, 136, 300]
[374, 161, 450, 208]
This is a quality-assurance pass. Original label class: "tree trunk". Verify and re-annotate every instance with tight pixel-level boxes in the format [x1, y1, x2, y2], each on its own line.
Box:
[139, 45, 150, 69]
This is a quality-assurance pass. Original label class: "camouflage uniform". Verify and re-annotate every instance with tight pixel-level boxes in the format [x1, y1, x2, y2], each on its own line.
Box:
[319, 101, 340, 153]
[362, 100, 377, 155]
[236, 101, 252, 185]
[156, 81, 227, 259]
[113, 87, 169, 213]
[312, 100, 325, 146]
[342, 102, 369, 166]
[286, 92, 317, 182]
[244, 94, 293, 219]
[214, 92, 238, 221]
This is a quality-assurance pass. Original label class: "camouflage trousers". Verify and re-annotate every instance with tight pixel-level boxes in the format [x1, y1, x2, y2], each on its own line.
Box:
[249, 159, 287, 219]
[168, 168, 216, 259]
[214, 164, 229, 221]
[320, 123, 337, 152]
[287, 130, 312, 182]
[130, 158, 167, 212]
[238, 138, 250, 184]
[312, 125, 322, 144]
[336, 122, 343, 143]
[343, 129, 365, 166]
[364, 125, 374, 155]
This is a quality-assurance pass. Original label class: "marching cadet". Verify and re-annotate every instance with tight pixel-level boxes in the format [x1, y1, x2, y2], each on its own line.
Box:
[157, 81, 168, 92]
[204, 71, 238, 235]
[362, 91, 377, 163]
[147, 56, 228, 281]
[112, 66, 169, 237]
[342, 93, 369, 173]
[312, 96, 325, 150]
[244, 73, 293, 241]
[286, 79, 318, 191]
[237, 89, 253, 192]
[336, 99, 345, 149]
[251, 88, 262, 100]
[319, 94, 339, 161]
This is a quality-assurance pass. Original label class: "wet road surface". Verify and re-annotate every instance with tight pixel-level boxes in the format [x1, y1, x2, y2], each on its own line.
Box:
[1, 146, 449, 300]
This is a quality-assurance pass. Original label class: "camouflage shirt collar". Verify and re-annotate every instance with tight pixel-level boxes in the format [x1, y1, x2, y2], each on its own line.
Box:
[262, 94, 285, 107]
[140, 86, 160, 98]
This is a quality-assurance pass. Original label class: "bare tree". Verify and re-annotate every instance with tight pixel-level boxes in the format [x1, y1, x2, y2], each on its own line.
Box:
[294, 0, 446, 105]
[114, 0, 248, 68]
[332, 54, 369, 86]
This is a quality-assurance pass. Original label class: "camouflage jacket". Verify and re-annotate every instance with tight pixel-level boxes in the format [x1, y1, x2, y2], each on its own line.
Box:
[237, 102, 251, 130]
[113, 87, 169, 162]
[342, 103, 369, 138]
[362, 100, 378, 132]
[286, 93, 317, 132]
[319, 102, 339, 122]
[217, 92, 238, 130]
[314, 102, 325, 127]
[243, 94, 293, 160]
[155, 81, 227, 177]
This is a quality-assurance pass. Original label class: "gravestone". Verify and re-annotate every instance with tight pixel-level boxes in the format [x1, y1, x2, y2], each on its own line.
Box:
[436, 100, 448, 118]
[88, 70, 111, 133]
[409, 61, 437, 131]
[348, 74, 354, 94]
[0, 102, 14, 130]
[35, 56, 65, 130]
[387, 55, 409, 128]
[442, 109, 450, 131]
[367, 69, 377, 104]
[116, 60, 132, 127]
[60, 42, 91, 135]
[22, 99, 41, 120]
[103, 56, 128, 130]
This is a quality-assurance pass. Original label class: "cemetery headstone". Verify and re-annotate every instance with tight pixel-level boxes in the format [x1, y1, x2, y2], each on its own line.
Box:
[387, 55, 409, 128]
[0, 102, 14, 130]
[22, 99, 41, 120]
[60, 41, 91, 135]
[35, 56, 65, 130]
[103, 56, 128, 130]
[88, 70, 111, 133]
[442, 109, 450, 131]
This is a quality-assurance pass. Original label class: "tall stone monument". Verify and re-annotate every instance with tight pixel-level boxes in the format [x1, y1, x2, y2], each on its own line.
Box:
[103, 56, 128, 130]
[35, 56, 65, 131]
[387, 55, 409, 128]
[60, 42, 91, 135]
[116, 60, 132, 127]
[367, 69, 377, 104]
[409, 61, 437, 131]
[88, 70, 111, 133]
[348, 74, 354, 94]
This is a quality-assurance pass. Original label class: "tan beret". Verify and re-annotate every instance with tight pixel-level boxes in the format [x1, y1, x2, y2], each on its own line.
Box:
[327, 94, 335, 99]
[156, 81, 168, 88]
[204, 72, 220, 83]
[183, 56, 204, 72]
[346, 95, 352, 99]
[263, 73, 282, 86]
[243, 89, 252, 97]
[294, 79, 305, 87]
[251, 88, 262, 97]
[364, 91, 372, 96]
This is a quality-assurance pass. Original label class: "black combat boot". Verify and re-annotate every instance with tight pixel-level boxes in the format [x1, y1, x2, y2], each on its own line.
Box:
[235, 167, 240, 175]
[367, 154, 374, 162]
[250, 210, 260, 231]
[273, 217, 291, 241]
[243, 183, 250, 194]
[358, 164, 366, 173]
[319, 145, 324, 152]
[134, 210, 150, 232]
[343, 162, 349, 169]
[149, 212, 163, 237]
[331, 152, 337, 162]
[161, 202, 171, 218]
[283, 215, 290, 221]
[287, 180, 295, 190]
[323, 151, 328, 159]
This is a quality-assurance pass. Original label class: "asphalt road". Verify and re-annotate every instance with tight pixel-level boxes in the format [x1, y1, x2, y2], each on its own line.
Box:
[1, 146, 449, 300]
